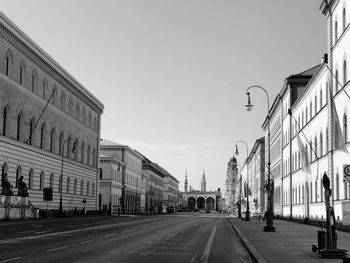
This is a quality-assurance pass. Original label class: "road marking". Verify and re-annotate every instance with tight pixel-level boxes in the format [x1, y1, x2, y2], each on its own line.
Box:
[141, 249, 155, 256]
[0, 257, 22, 262]
[34, 231, 47, 234]
[122, 229, 136, 234]
[103, 233, 117, 238]
[45, 246, 67, 252]
[124, 249, 136, 256]
[199, 225, 216, 263]
[80, 239, 95, 244]
[190, 253, 198, 263]
[18, 230, 35, 234]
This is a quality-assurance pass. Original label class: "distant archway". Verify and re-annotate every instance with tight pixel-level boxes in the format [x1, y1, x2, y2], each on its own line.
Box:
[187, 197, 196, 210]
[197, 197, 205, 210]
[206, 197, 215, 210]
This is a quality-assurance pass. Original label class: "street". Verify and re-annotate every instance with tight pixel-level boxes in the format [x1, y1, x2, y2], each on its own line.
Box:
[0, 214, 252, 263]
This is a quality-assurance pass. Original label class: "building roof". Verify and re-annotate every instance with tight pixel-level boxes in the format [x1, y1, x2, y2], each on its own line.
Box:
[100, 139, 125, 147]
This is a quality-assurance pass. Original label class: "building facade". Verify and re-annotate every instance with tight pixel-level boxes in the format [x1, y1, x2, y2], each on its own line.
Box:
[0, 12, 104, 213]
[100, 140, 144, 215]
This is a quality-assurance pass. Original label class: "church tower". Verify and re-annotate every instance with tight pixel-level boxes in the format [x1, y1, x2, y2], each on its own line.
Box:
[201, 169, 206, 192]
[184, 169, 188, 192]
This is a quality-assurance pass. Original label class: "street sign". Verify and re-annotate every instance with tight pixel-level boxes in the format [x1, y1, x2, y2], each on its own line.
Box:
[343, 164, 350, 182]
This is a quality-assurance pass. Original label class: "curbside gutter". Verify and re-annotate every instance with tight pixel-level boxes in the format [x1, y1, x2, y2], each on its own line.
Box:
[226, 218, 267, 263]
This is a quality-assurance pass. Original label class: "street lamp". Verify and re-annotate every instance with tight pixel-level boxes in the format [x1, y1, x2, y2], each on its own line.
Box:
[235, 141, 250, 221]
[235, 141, 249, 220]
[59, 137, 76, 216]
[245, 85, 275, 232]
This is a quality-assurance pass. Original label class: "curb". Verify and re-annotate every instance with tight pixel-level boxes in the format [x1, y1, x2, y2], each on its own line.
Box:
[226, 218, 267, 263]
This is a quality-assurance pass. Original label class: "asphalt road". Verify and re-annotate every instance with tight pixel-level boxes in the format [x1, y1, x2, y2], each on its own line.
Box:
[0, 213, 252, 263]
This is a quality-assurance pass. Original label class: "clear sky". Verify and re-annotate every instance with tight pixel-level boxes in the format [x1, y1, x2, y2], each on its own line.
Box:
[1, 0, 326, 194]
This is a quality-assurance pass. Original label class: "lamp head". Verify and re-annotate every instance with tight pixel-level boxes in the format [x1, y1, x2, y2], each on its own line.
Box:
[235, 144, 239, 156]
[245, 92, 253, 111]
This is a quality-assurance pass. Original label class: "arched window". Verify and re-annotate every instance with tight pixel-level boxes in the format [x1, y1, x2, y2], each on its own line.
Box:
[313, 136, 317, 159]
[17, 111, 24, 141]
[86, 181, 90, 196]
[309, 139, 312, 162]
[344, 113, 348, 142]
[61, 91, 66, 112]
[2, 105, 9, 136]
[344, 59, 348, 86]
[75, 102, 80, 121]
[5, 49, 12, 77]
[315, 95, 317, 114]
[320, 132, 323, 156]
[31, 69, 37, 93]
[94, 117, 97, 132]
[74, 179, 77, 195]
[82, 107, 86, 124]
[59, 132, 64, 155]
[88, 112, 92, 128]
[80, 180, 84, 196]
[336, 173, 340, 200]
[28, 168, 33, 189]
[66, 135, 72, 159]
[306, 106, 308, 123]
[99, 168, 103, 179]
[50, 127, 56, 153]
[16, 166, 22, 188]
[66, 177, 70, 194]
[43, 79, 48, 99]
[50, 173, 54, 189]
[69, 97, 73, 116]
[343, 7, 347, 31]
[320, 88, 323, 108]
[92, 182, 95, 197]
[29, 117, 36, 146]
[52, 85, 57, 106]
[81, 142, 85, 163]
[335, 70, 339, 92]
[326, 127, 329, 153]
[335, 20, 338, 41]
[40, 122, 46, 149]
[19, 60, 26, 85]
[92, 148, 96, 167]
[310, 182, 313, 203]
[58, 175, 62, 193]
[315, 180, 318, 203]
[87, 145, 91, 165]
[40, 171, 45, 190]
[321, 181, 324, 202]
[73, 139, 79, 161]
[310, 101, 313, 118]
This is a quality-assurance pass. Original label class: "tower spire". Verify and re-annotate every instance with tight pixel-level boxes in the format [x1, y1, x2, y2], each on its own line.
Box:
[201, 169, 206, 192]
[184, 168, 188, 192]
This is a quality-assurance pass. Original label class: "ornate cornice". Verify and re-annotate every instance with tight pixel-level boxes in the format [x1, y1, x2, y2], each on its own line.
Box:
[0, 11, 104, 113]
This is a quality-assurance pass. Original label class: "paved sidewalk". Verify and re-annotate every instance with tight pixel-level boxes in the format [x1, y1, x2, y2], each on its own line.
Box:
[227, 217, 350, 263]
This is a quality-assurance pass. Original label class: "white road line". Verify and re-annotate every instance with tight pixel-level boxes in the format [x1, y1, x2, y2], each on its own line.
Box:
[122, 229, 136, 234]
[80, 239, 95, 244]
[104, 233, 117, 238]
[34, 231, 47, 234]
[199, 225, 217, 263]
[18, 230, 35, 234]
[45, 246, 67, 253]
[0, 257, 22, 262]
[124, 249, 136, 256]
[141, 249, 155, 256]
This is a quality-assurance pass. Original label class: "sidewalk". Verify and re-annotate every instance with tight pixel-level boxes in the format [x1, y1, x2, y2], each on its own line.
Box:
[227, 217, 350, 263]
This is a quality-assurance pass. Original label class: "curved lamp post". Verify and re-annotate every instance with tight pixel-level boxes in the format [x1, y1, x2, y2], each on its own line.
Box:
[245, 85, 275, 232]
[235, 141, 250, 221]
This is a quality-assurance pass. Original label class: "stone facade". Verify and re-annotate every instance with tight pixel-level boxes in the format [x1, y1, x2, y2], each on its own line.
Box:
[0, 12, 104, 213]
